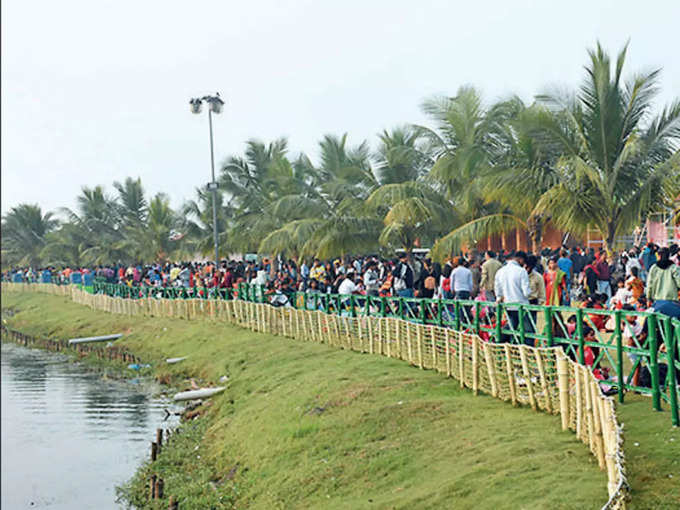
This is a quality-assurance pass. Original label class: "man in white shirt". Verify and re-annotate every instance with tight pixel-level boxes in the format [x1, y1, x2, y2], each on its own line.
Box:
[337, 272, 360, 295]
[494, 252, 530, 304]
[494, 251, 532, 344]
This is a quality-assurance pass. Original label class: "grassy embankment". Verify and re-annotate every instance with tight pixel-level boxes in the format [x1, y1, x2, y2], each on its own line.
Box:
[2, 291, 677, 509]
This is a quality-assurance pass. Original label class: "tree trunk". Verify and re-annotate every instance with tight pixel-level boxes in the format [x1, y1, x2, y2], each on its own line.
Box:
[605, 222, 617, 253]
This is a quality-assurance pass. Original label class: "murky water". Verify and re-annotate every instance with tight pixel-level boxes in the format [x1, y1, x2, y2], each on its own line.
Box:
[1, 342, 178, 509]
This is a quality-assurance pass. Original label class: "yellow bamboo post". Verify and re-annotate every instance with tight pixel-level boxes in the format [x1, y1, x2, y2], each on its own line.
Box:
[557, 355, 570, 430]
[458, 334, 465, 388]
[430, 326, 437, 370]
[574, 363, 584, 441]
[406, 323, 413, 364]
[414, 324, 422, 368]
[534, 350, 552, 413]
[379, 318, 385, 355]
[472, 336, 479, 395]
[367, 317, 373, 353]
[333, 315, 340, 346]
[584, 366, 596, 454]
[294, 310, 301, 340]
[600, 399, 618, 497]
[385, 319, 391, 358]
[519, 346, 537, 411]
[396, 320, 402, 359]
[589, 378, 605, 469]
[484, 343, 498, 397]
[445, 329, 452, 377]
[358, 316, 364, 351]
[318, 313, 324, 344]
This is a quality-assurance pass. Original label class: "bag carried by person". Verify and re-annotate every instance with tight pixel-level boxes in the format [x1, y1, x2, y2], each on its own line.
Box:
[424, 275, 436, 290]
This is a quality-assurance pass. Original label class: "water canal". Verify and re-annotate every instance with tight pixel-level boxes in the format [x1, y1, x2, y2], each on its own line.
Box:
[1, 341, 178, 509]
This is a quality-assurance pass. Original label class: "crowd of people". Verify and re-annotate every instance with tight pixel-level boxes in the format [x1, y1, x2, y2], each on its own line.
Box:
[5, 242, 680, 320]
[5, 242, 680, 388]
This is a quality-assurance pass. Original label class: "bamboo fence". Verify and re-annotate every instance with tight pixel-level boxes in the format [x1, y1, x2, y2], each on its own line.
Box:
[3, 283, 629, 509]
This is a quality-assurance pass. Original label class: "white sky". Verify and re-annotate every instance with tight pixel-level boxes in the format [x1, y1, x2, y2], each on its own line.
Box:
[2, 0, 679, 217]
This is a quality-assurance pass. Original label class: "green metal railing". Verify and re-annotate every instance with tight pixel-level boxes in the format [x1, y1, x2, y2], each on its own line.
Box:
[13, 280, 680, 426]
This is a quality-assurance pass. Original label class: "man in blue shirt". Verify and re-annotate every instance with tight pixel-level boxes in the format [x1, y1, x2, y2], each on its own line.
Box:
[557, 249, 573, 305]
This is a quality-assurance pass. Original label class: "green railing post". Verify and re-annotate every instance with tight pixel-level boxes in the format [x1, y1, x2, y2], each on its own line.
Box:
[518, 307, 526, 345]
[473, 302, 480, 336]
[454, 301, 461, 331]
[380, 297, 387, 318]
[398, 298, 404, 320]
[576, 308, 585, 365]
[419, 300, 425, 325]
[495, 303, 502, 343]
[544, 307, 554, 347]
[663, 317, 679, 426]
[648, 314, 661, 411]
[614, 310, 624, 404]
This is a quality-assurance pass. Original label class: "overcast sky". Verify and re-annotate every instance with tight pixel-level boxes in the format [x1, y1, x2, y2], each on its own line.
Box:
[2, 0, 679, 217]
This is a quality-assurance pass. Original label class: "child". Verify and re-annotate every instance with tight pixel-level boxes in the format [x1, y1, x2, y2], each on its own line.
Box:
[625, 267, 644, 305]
[611, 277, 632, 309]
[582, 294, 607, 331]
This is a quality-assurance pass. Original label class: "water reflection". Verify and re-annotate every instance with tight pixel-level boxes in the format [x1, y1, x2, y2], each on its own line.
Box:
[1, 342, 179, 509]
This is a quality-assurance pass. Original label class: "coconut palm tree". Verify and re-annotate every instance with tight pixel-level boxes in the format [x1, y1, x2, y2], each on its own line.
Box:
[416, 90, 532, 259]
[1, 204, 58, 268]
[40, 222, 89, 268]
[417, 86, 516, 222]
[181, 187, 230, 258]
[114, 177, 147, 228]
[367, 181, 455, 258]
[258, 134, 382, 259]
[429, 103, 562, 258]
[143, 193, 180, 261]
[59, 186, 128, 264]
[528, 42, 680, 248]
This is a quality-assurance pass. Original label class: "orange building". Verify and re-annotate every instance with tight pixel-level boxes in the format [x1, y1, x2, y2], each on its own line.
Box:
[471, 223, 581, 254]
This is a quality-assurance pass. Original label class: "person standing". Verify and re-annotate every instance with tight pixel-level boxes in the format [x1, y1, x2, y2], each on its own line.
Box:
[544, 257, 567, 306]
[557, 249, 573, 304]
[450, 257, 473, 300]
[480, 250, 502, 302]
[526, 255, 546, 306]
[392, 254, 415, 298]
[647, 247, 680, 318]
[363, 262, 380, 297]
[494, 251, 531, 344]
[594, 251, 611, 305]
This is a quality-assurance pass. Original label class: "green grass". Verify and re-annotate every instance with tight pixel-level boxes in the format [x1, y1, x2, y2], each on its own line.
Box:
[2, 291, 672, 509]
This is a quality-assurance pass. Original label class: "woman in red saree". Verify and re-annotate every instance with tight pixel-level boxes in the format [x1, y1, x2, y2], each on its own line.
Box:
[544, 257, 567, 305]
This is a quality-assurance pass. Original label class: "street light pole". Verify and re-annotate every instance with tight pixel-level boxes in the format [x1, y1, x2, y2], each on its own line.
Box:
[208, 107, 219, 271]
[190, 93, 224, 272]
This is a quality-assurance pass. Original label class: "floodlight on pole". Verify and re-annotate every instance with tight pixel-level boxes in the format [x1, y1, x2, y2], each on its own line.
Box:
[189, 93, 225, 271]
